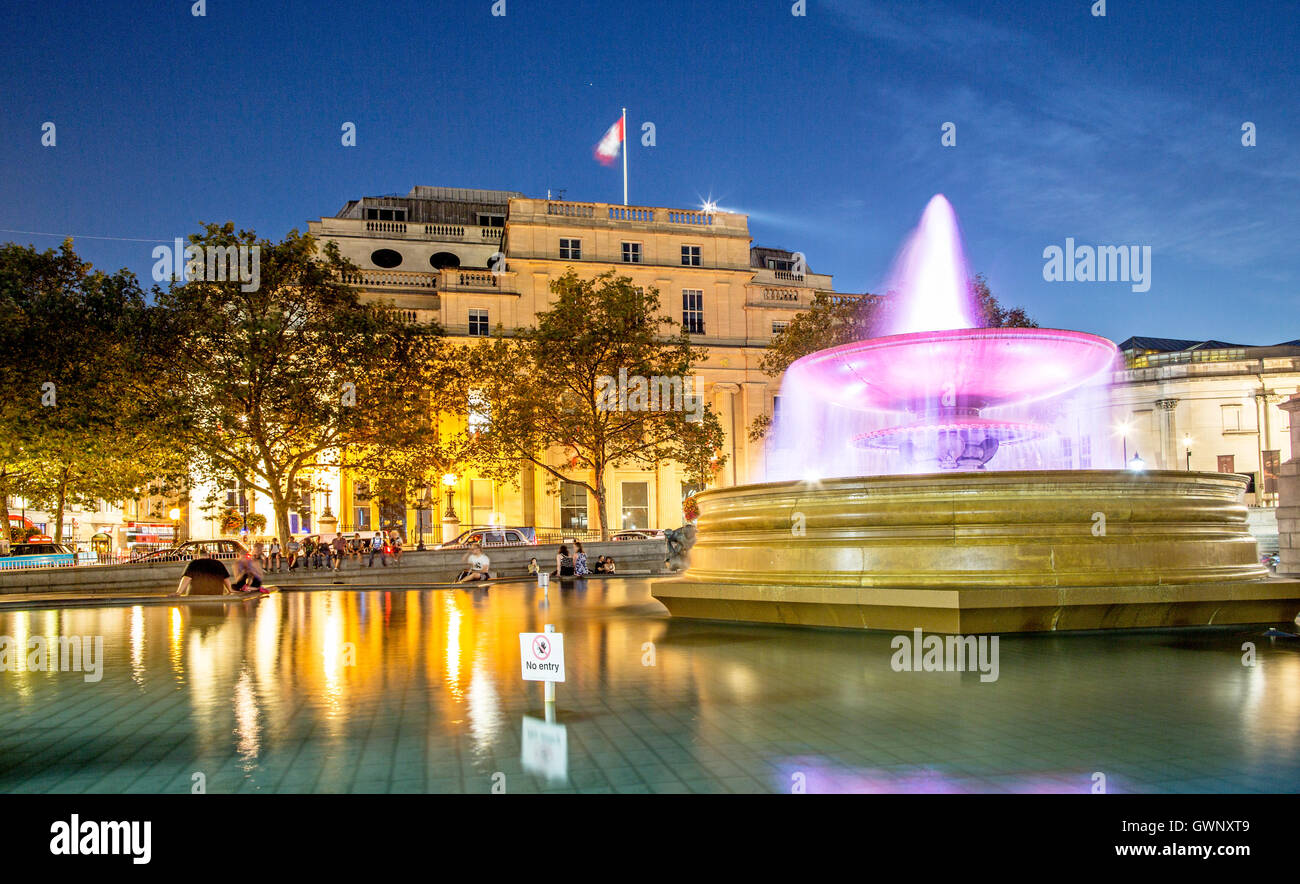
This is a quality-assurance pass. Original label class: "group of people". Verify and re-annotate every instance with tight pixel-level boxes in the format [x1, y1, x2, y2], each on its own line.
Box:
[260, 531, 406, 572]
[457, 540, 620, 585]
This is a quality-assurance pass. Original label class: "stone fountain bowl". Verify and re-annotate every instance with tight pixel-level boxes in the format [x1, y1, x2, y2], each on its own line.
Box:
[651, 470, 1300, 634]
[786, 327, 1119, 413]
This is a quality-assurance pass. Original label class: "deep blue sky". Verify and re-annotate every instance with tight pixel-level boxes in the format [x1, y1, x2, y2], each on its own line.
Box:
[2, 0, 1296, 344]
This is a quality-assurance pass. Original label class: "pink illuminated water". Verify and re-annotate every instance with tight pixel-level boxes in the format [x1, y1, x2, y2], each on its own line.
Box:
[877, 195, 978, 335]
[767, 195, 1119, 479]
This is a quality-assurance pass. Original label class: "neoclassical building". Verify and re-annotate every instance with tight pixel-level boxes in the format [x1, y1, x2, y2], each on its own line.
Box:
[291, 186, 861, 540]
[1110, 337, 1300, 513]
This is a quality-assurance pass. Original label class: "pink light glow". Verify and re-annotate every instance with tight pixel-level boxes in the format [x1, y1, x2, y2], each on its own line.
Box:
[768, 195, 1120, 477]
[878, 194, 977, 335]
[787, 327, 1119, 414]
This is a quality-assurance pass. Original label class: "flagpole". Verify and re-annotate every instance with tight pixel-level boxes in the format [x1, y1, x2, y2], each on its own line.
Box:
[622, 107, 628, 206]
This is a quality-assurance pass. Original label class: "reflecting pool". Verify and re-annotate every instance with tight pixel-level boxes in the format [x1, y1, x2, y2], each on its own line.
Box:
[0, 580, 1297, 793]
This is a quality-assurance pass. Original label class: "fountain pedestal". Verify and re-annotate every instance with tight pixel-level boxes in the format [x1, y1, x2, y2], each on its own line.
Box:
[652, 470, 1300, 633]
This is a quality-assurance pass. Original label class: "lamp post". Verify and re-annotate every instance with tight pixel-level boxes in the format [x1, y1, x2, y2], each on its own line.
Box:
[1183, 434, 1193, 471]
[168, 507, 181, 547]
[1116, 420, 1131, 465]
[1128, 452, 1146, 472]
[440, 473, 460, 544]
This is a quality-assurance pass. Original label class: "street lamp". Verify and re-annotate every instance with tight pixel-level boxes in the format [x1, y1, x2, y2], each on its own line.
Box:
[1183, 434, 1192, 471]
[168, 507, 180, 544]
[1115, 419, 1132, 464]
[1127, 452, 1146, 472]
[442, 473, 458, 519]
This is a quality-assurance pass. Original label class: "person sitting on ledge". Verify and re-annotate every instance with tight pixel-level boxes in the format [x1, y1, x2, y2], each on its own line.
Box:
[555, 545, 576, 578]
[594, 555, 616, 574]
[457, 543, 494, 583]
[231, 551, 267, 593]
[527, 557, 540, 576]
[172, 553, 232, 596]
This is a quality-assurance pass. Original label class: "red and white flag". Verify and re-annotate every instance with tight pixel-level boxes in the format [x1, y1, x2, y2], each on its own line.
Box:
[593, 116, 624, 166]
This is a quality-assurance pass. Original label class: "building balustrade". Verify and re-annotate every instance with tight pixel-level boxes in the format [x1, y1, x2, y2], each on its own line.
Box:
[321, 218, 504, 243]
[340, 267, 514, 294]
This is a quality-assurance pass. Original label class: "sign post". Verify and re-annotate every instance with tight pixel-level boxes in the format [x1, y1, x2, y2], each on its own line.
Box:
[520, 623, 564, 721]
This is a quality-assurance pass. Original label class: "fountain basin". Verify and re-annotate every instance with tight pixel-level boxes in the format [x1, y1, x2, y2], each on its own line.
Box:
[652, 470, 1300, 633]
[787, 327, 1118, 413]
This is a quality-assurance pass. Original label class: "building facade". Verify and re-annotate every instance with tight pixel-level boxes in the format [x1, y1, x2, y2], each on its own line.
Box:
[292, 186, 857, 540]
[1110, 337, 1300, 510]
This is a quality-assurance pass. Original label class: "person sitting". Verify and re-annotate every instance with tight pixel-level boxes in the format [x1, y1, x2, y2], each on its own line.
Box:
[172, 553, 232, 596]
[555, 545, 576, 578]
[527, 557, 540, 576]
[457, 543, 494, 583]
[230, 553, 267, 593]
[594, 555, 617, 574]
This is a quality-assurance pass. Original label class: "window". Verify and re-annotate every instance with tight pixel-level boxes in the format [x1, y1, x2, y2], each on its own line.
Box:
[364, 208, 407, 222]
[469, 308, 489, 336]
[1080, 436, 1092, 468]
[1217, 455, 1236, 474]
[468, 388, 490, 434]
[1060, 438, 1074, 468]
[682, 289, 704, 334]
[352, 481, 371, 530]
[370, 248, 403, 268]
[477, 213, 505, 227]
[681, 245, 701, 266]
[560, 482, 589, 531]
[773, 395, 782, 424]
[772, 320, 789, 336]
[224, 480, 246, 510]
[621, 482, 650, 530]
[560, 238, 582, 260]
[621, 242, 641, 263]
[767, 257, 794, 272]
[470, 480, 494, 527]
[1222, 404, 1243, 432]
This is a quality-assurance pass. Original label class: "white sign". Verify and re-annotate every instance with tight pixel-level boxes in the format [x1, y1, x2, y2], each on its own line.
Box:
[519, 632, 565, 682]
[521, 715, 568, 781]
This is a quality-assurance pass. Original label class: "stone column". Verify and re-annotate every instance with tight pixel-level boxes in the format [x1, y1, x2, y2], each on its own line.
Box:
[712, 383, 741, 488]
[1277, 395, 1300, 577]
[1156, 398, 1179, 470]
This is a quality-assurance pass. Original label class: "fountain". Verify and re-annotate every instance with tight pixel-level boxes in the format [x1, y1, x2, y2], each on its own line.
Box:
[652, 196, 1300, 633]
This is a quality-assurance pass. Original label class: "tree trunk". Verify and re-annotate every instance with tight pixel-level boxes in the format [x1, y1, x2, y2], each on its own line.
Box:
[0, 471, 10, 552]
[593, 467, 610, 541]
[54, 467, 69, 547]
[272, 488, 293, 545]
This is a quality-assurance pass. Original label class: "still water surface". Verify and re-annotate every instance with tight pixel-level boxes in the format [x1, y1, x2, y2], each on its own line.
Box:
[0, 579, 1297, 793]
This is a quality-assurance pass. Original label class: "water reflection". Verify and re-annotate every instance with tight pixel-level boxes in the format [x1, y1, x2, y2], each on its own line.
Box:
[0, 584, 1296, 794]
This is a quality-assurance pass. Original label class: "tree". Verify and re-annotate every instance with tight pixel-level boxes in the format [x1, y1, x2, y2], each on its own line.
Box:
[473, 271, 726, 539]
[150, 223, 450, 544]
[340, 339, 517, 539]
[0, 240, 185, 544]
[750, 276, 1036, 440]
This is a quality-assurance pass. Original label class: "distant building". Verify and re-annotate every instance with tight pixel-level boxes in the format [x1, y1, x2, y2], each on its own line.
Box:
[1111, 336, 1300, 509]
[285, 186, 866, 539]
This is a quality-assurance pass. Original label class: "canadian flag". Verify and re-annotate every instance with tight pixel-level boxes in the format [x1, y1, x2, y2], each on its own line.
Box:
[593, 116, 624, 166]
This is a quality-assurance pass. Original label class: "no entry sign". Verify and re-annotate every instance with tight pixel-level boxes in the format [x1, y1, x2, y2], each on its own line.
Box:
[519, 631, 566, 682]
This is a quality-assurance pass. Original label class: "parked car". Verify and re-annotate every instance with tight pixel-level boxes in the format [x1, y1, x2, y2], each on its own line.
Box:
[611, 529, 663, 541]
[0, 542, 96, 570]
[133, 539, 250, 562]
[438, 527, 537, 549]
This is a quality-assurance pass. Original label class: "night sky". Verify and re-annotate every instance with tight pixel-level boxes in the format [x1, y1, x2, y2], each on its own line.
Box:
[2, 0, 1296, 343]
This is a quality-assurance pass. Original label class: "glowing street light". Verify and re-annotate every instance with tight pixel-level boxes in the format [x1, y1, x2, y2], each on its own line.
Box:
[442, 473, 458, 519]
[1115, 419, 1132, 463]
[1183, 434, 1193, 470]
[1127, 452, 1146, 472]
